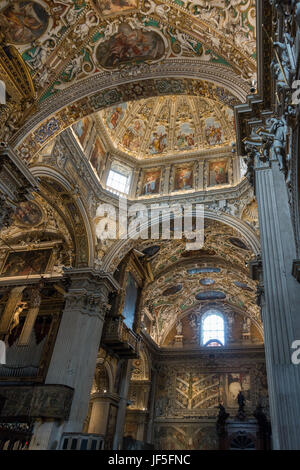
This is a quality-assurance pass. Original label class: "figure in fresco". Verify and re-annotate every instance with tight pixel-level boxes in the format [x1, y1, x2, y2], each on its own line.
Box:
[96, 0, 138, 15]
[90, 139, 105, 177]
[149, 128, 167, 154]
[205, 118, 224, 146]
[96, 24, 165, 68]
[175, 167, 193, 190]
[121, 120, 145, 151]
[1, 250, 51, 277]
[106, 104, 126, 129]
[14, 201, 42, 226]
[0, 1, 49, 44]
[209, 161, 228, 186]
[142, 171, 160, 195]
[176, 123, 195, 150]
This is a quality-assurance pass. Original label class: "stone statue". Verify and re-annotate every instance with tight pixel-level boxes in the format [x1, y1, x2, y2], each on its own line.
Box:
[269, 116, 288, 171]
[176, 320, 182, 335]
[216, 403, 230, 437]
[9, 301, 27, 334]
[237, 391, 245, 411]
[271, 60, 290, 90]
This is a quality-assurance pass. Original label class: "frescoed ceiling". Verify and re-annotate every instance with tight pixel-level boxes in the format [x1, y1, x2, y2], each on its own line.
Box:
[136, 219, 260, 345]
[98, 94, 235, 158]
[0, 0, 256, 110]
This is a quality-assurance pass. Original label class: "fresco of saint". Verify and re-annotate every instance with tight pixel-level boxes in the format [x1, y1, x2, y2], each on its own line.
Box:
[72, 118, 90, 148]
[204, 118, 224, 146]
[106, 104, 127, 130]
[142, 170, 161, 195]
[209, 160, 228, 186]
[176, 123, 195, 150]
[121, 119, 145, 151]
[174, 167, 193, 191]
[90, 139, 105, 177]
[149, 126, 167, 154]
[0, 1, 49, 45]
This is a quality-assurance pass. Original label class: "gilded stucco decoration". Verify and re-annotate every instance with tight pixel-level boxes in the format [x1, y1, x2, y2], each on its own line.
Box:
[99, 95, 235, 158]
[135, 219, 260, 345]
[0, 0, 256, 151]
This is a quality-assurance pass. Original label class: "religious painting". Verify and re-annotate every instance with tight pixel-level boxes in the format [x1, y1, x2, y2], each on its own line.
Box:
[149, 126, 167, 155]
[208, 160, 228, 186]
[121, 119, 145, 152]
[93, 0, 138, 16]
[96, 24, 165, 69]
[105, 103, 127, 130]
[14, 201, 43, 226]
[121, 273, 139, 330]
[176, 123, 195, 150]
[72, 118, 90, 148]
[226, 107, 235, 131]
[174, 166, 193, 191]
[89, 138, 105, 178]
[226, 373, 250, 408]
[1, 249, 52, 277]
[142, 169, 161, 195]
[204, 118, 224, 146]
[0, 1, 49, 45]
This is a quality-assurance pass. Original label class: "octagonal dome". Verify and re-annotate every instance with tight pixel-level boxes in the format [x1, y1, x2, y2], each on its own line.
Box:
[98, 95, 236, 159]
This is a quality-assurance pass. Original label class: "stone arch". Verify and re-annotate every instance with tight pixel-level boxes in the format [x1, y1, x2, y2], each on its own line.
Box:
[30, 166, 94, 267]
[100, 209, 260, 273]
[11, 62, 249, 159]
[131, 345, 151, 381]
[161, 301, 263, 347]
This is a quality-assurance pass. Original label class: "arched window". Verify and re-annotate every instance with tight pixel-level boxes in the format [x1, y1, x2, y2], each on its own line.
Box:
[201, 310, 225, 346]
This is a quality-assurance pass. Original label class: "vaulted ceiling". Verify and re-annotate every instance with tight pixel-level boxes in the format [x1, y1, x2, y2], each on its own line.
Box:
[136, 219, 261, 345]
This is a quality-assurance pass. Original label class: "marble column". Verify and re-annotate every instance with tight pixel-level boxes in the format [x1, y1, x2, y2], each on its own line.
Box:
[29, 268, 119, 450]
[146, 368, 157, 444]
[88, 392, 118, 435]
[112, 359, 132, 450]
[18, 287, 41, 346]
[254, 156, 300, 449]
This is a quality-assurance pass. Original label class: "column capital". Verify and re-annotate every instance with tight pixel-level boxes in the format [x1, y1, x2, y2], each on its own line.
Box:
[63, 268, 120, 319]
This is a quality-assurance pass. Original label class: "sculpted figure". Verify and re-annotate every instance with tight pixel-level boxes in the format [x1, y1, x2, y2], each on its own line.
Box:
[269, 117, 287, 170]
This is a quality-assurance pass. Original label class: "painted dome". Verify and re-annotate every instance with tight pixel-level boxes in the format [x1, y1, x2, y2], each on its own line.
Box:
[98, 95, 236, 159]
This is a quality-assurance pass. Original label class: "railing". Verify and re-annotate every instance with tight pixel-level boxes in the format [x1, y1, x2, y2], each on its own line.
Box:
[101, 317, 140, 358]
[59, 432, 105, 450]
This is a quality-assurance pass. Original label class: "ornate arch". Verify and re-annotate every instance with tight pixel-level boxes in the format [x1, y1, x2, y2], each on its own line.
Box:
[100, 209, 260, 273]
[30, 166, 94, 268]
[161, 301, 263, 347]
[10, 62, 249, 160]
